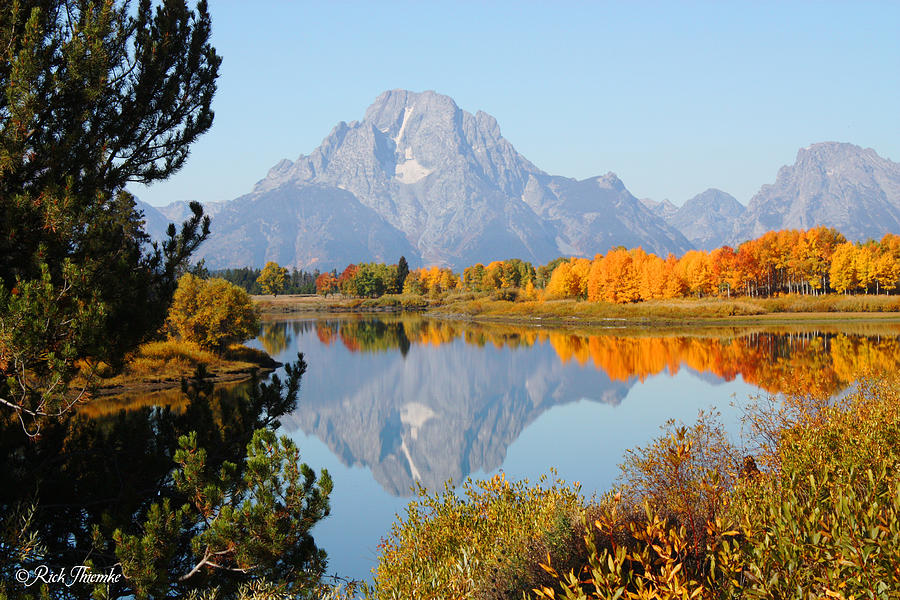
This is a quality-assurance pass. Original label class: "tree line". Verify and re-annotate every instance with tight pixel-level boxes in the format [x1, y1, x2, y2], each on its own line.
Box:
[211, 263, 320, 295]
[309, 227, 900, 303]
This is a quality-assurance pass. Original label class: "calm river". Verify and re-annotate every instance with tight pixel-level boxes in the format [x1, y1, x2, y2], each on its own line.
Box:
[247, 315, 900, 581]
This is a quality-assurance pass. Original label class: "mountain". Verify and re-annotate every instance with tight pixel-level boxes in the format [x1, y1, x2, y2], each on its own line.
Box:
[526, 173, 693, 257]
[134, 198, 172, 242]
[640, 197, 678, 220]
[668, 189, 745, 251]
[191, 90, 692, 271]
[196, 183, 419, 271]
[732, 142, 900, 245]
[157, 199, 228, 223]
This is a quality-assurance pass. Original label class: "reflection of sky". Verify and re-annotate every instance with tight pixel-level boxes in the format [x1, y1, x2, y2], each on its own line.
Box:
[248, 318, 768, 581]
[281, 429, 410, 582]
[499, 369, 753, 501]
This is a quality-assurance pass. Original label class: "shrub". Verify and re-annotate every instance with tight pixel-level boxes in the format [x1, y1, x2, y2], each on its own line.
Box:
[618, 411, 738, 549]
[539, 375, 900, 599]
[535, 498, 744, 600]
[729, 375, 900, 595]
[168, 274, 260, 352]
[491, 288, 519, 302]
[368, 473, 585, 600]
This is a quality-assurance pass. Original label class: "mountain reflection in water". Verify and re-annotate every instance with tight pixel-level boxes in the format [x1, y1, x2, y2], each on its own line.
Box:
[261, 316, 900, 497]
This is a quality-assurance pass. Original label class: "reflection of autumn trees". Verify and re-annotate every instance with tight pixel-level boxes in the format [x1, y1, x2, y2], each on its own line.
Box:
[546, 332, 849, 396]
[318, 318, 900, 397]
[258, 321, 292, 355]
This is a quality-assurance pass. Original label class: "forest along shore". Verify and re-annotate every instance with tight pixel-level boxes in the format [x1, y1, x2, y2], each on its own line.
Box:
[252, 293, 900, 327]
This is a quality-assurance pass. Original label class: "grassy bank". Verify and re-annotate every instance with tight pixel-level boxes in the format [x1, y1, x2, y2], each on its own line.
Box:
[437, 293, 900, 323]
[253, 293, 435, 314]
[255, 292, 900, 325]
[82, 339, 278, 398]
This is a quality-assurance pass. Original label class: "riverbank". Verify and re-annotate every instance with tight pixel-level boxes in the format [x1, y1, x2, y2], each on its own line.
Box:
[253, 293, 431, 314]
[86, 340, 279, 399]
[253, 293, 900, 326]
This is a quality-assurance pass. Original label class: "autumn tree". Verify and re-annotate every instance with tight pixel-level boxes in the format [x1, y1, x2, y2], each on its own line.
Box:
[402, 270, 426, 295]
[168, 274, 259, 352]
[854, 243, 879, 294]
[256, 261, 289, 296]
[462, 263, 487, 291]
[661, 254, 686, 299]
[404, 266, 459, 296]
[545, 261, 578, 299]
[678, 250, 714, 298]
[337, 264, 360, 296]
[588, 249, 639, 303]
[639, 253, 668, 301]
[536, 257, 567, 289]
[875, 235, 900, 293]
[829, 243, 859, 294]
[315, 272, 338, 297]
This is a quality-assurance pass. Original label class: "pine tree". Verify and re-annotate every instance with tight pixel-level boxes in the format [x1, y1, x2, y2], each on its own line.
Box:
[0, 0, 220, 431]
[396, 255, 410, 293]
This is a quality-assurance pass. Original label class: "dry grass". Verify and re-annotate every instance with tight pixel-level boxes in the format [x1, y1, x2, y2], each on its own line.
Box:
[434, 294, 900, 325]
[86, 339, 273, 389]
[252, 292, 900, 324]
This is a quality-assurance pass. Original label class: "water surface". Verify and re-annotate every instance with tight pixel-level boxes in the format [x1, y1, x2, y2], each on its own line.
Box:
[250, 315, 900, 580]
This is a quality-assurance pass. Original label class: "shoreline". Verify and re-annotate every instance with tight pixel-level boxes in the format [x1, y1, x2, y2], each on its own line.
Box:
[91, 363, 279, 398]
[252, 294, 900, 328]
[88, 344, 282, 399]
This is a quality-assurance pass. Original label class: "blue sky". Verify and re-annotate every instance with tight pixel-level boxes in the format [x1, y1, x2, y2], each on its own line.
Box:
[134, 1, 900, 207]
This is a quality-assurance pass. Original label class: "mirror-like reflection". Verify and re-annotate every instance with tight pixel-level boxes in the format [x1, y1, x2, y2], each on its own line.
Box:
[254, 316, 900, 496]
[302, 316, 900, 396]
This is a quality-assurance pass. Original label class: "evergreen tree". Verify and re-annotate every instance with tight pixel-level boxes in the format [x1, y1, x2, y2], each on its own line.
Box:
[0, 0, 220, 431]
[397, 255, 409, 293]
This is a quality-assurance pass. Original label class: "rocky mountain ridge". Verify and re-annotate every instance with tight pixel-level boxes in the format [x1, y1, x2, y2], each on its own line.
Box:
[729, 142, 900, 245]
[136, 93, 900, 269]
[141, 90, 692, 270]
[668, 189, 746, 251]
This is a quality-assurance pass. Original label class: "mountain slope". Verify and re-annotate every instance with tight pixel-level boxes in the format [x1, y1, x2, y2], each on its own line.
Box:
[668, 189, 745, 251]
[197, 182, 419, 271]
[641, 197, 679, 221]
[527, 173, 693, 256]
[134, 198, 172, 243]
[732, 142, 900, 244]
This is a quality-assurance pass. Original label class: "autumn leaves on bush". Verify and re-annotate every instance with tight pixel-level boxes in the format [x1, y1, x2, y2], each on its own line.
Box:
[167, 274, 259, 353]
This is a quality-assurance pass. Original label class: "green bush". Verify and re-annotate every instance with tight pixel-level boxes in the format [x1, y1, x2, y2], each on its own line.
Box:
[368, 474, 585, 600]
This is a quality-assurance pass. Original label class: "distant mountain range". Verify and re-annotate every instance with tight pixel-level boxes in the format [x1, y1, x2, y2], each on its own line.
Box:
[137, 91, 900, 270]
